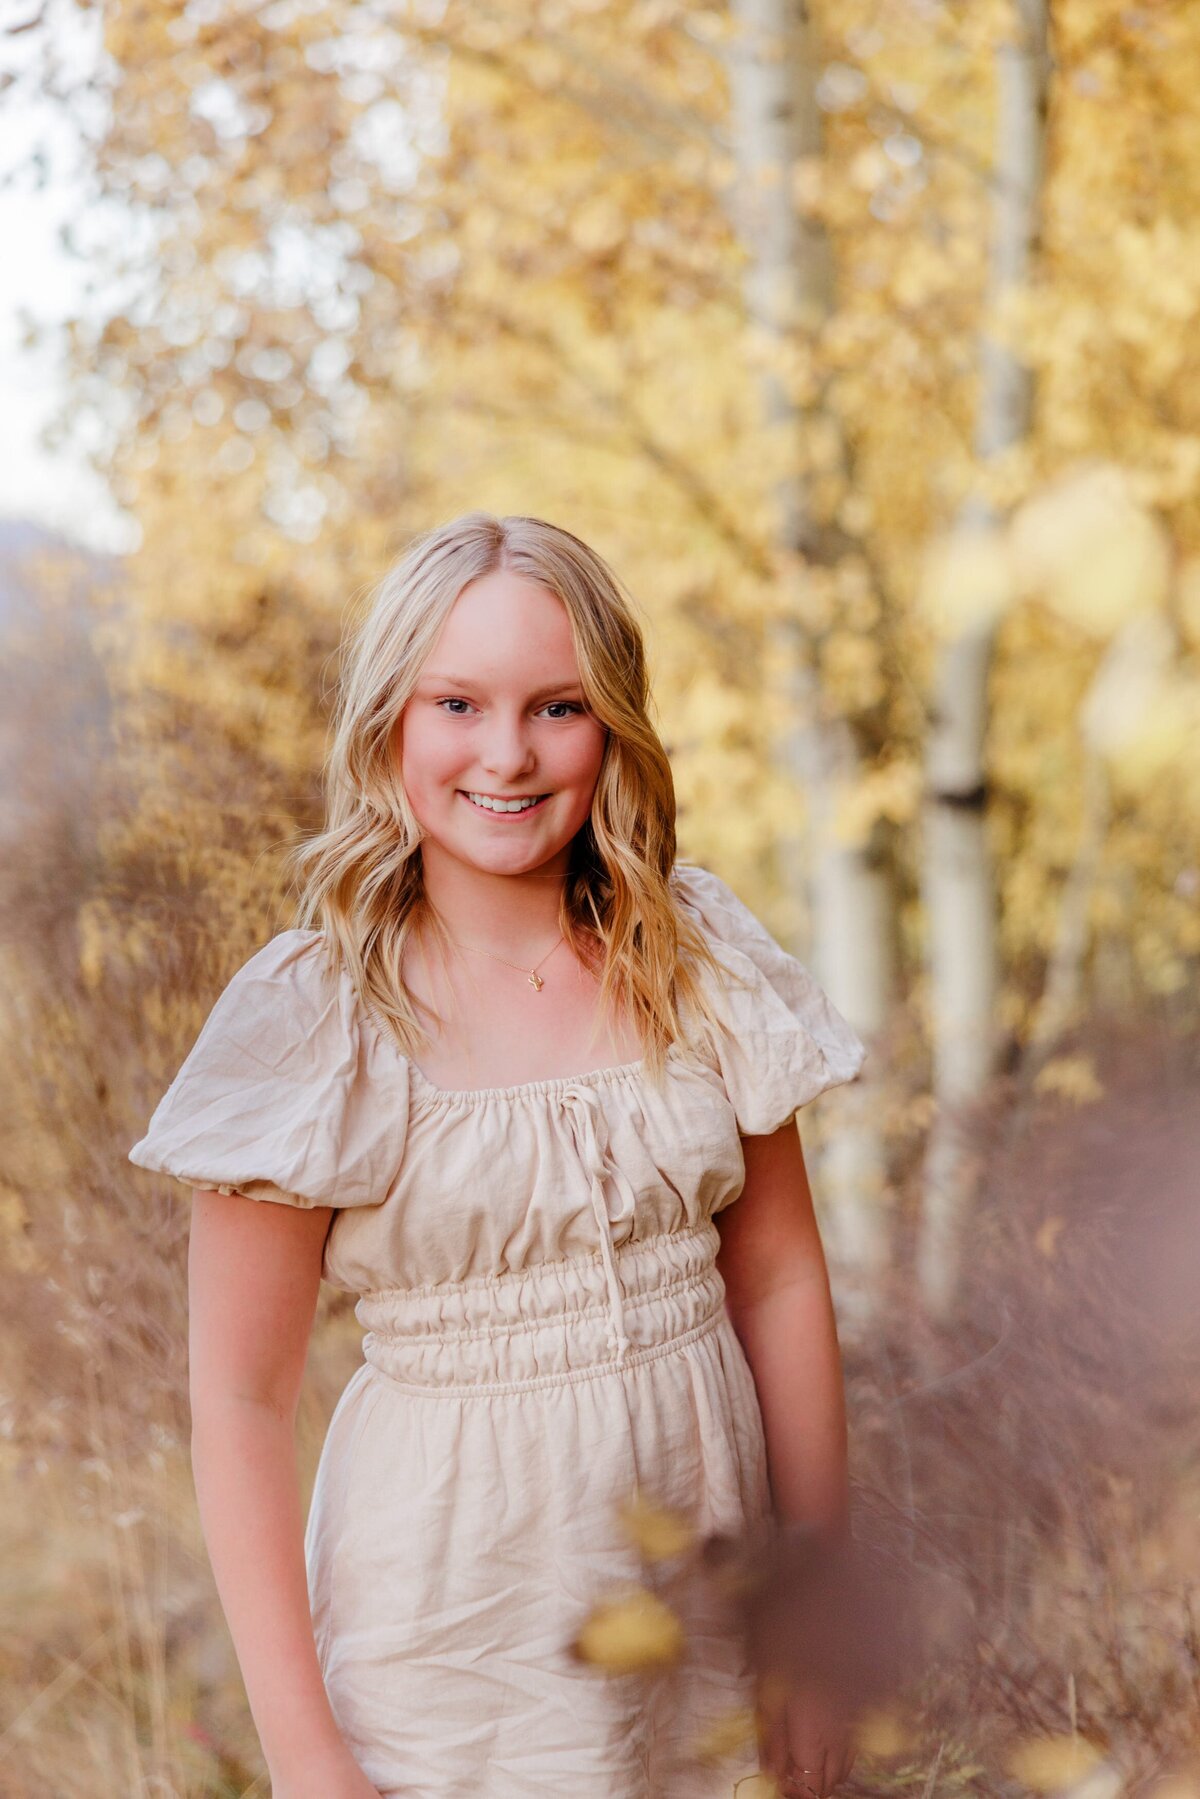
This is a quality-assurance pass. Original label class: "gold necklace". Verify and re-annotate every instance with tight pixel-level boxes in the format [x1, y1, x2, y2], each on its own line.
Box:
[444, 930, 566, 992]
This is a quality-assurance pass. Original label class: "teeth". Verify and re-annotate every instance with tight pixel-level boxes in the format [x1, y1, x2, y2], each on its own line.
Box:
[466, 792, 545, 813]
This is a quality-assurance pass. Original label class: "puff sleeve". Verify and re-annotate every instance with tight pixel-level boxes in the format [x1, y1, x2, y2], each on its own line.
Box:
[127, 928, 410, 1209]
[672, 861, 867, 1136]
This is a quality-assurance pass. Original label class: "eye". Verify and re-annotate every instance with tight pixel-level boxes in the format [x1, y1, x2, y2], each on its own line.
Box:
[436, 697, 584, 719]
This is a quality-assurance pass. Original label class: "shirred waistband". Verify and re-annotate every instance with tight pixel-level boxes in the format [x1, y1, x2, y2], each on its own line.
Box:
[355, 1223, 726, 1393]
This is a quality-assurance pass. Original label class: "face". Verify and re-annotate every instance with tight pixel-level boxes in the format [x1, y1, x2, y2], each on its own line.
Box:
[396, 569, 608, 880]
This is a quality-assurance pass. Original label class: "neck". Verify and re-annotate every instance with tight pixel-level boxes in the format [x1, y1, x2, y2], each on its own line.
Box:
[418, 841, 570, 958]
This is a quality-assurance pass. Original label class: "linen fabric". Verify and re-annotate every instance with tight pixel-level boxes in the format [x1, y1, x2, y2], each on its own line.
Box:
[129, 861, 867, 1798]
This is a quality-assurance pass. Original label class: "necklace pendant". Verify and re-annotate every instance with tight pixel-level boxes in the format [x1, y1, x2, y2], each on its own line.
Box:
[528, 971, 544, 991]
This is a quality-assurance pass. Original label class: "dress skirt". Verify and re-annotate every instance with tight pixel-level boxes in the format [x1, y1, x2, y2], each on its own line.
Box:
[304, 1225, 774, 1799]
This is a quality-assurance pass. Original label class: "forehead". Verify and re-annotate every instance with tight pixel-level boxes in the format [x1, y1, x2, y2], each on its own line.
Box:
[421, 573, 581, 685]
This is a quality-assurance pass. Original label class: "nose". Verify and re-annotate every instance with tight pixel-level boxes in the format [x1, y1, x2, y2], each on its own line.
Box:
[479, 707, 537, 780]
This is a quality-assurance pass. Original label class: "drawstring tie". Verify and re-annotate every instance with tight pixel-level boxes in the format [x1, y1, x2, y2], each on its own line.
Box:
[558, 1083, 638, 1363]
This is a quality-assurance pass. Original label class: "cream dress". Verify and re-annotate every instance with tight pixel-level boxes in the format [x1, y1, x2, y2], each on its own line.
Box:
[129, 861, 866, 1799]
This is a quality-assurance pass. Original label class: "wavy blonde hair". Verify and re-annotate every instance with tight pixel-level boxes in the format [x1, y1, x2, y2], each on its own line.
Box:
[284, 511, 738, 1084]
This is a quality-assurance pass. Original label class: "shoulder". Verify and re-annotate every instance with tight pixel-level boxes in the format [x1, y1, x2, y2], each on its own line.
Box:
[175, 926, 375, 1070]
[127, 925, 408, 1209]
[221, 920, 401, 1058]
[667, 858, 868, 1133]
[216, 924, 338, 996]
[670, 859, 791, 975]
[670, 859, 756, 923]
[145, 927, 367, 1098]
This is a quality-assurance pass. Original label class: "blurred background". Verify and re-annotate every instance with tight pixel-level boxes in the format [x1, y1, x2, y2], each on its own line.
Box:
[1, 0, 1197, 1793]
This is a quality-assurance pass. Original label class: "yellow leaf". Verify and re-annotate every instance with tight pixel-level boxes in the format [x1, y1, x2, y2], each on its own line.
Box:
[571, 1586, 685, 1673]
[1032, 1056, 1104, 1105]
[1006, 1736, 1107, 1793]
[854, 1703, 920, 1759]
[616, 1493, 697, 1561]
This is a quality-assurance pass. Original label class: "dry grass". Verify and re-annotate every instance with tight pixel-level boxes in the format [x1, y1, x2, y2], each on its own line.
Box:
[827, 1022, 1200, 1799]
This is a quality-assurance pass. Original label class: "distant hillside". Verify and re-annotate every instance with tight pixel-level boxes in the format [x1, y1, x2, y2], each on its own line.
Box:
[0, 515, 119, 629]
[0, 517, 125, 945]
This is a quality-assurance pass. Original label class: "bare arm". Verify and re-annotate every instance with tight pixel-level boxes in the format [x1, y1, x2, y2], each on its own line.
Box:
[188, 1189, 376, 1793]
[716, 1124, 859, 1795]
[714, 1123, 850, 1539]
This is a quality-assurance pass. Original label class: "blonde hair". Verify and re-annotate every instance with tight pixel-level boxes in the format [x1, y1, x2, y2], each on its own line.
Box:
[284, 511, 735, 1083]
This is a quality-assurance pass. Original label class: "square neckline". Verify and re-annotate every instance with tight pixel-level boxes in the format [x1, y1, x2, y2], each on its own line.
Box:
[356, 979, 694, 1105]
[407, 1054, 655, 1104]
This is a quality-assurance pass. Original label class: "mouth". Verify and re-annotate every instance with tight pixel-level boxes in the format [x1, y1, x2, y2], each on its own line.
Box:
[459, 790, 552, 818]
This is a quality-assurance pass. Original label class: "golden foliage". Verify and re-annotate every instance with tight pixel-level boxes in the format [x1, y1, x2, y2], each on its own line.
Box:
[39, 0, 1197, 1016]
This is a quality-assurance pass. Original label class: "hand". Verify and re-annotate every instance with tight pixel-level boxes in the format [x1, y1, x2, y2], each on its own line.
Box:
[758, 1677, 859, 1799]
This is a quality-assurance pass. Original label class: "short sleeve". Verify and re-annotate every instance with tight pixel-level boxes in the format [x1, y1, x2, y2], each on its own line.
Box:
[671, 861, 867, 1136]
[127, 928, 410, 1209]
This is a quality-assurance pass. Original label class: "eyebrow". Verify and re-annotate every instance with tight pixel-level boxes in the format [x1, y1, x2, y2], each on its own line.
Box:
[421, 673, 584, 702]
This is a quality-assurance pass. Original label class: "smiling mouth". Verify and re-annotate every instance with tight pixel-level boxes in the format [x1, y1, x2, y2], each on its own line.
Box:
[460, 791, 551, 816]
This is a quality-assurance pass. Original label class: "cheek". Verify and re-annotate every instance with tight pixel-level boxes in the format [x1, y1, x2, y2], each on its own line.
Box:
[398, 714, 457, 790]
[556, 721, 608, 784]
[551, 726, 608, 830]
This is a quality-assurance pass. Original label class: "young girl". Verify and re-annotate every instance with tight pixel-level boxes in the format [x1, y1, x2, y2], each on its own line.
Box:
[129, 512, 867, 1799]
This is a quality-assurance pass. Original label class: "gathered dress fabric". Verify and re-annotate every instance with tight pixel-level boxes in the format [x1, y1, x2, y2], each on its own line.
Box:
[128, 861, 867, 1799]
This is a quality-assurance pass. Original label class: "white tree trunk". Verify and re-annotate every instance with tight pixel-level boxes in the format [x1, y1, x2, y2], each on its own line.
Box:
[915, 0, 1051, 1320]
[728, 0, 893, 1307]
